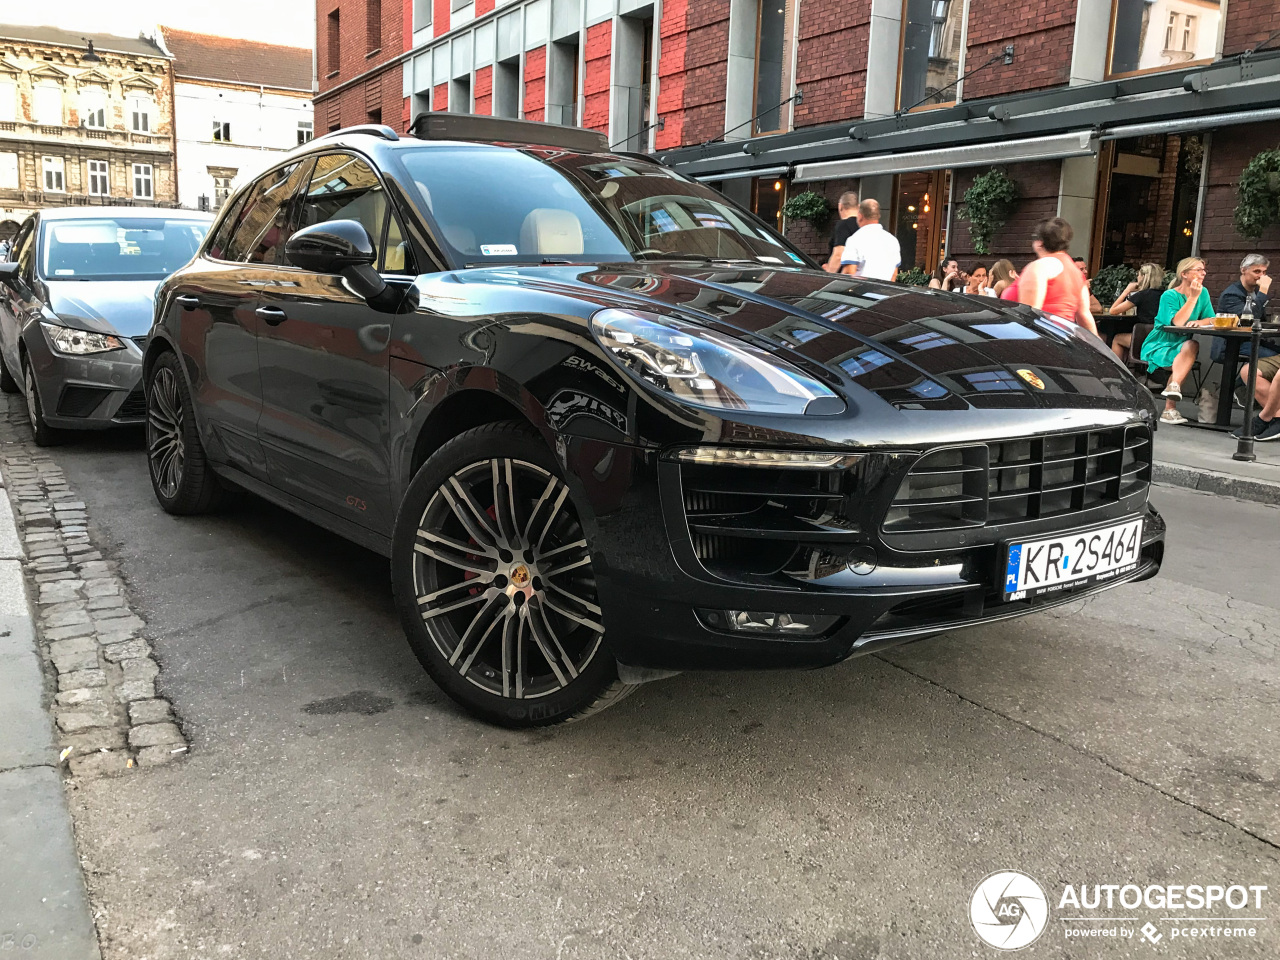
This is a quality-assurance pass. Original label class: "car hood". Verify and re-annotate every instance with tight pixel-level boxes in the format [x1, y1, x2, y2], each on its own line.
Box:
[474, 263, 1150, 421]
[44, 280, 159, 338]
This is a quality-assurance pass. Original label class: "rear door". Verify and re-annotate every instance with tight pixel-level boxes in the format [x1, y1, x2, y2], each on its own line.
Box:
[254, 152, 413, 532]
[0, 218, 38, 378]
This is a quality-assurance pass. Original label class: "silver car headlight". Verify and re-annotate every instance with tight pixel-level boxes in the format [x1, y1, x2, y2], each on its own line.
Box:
[590, 308, 839, 415]
[41, 322, 125, 356]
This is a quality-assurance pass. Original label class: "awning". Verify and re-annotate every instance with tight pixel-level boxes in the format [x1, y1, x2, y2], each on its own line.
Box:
[794, 131, 1097, 182]
[1103, 105, 1280, 140]
[693, 165, 791, 183]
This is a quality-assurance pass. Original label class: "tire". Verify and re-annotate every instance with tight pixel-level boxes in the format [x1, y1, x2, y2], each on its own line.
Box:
[391, 421, 635, 727]
[22, 360, 63, 447]
[0, 351, 19, 394]
[146, 350, 222, 514]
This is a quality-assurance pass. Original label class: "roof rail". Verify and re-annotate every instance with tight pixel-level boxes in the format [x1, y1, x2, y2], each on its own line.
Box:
[310, 124, 400, 145]
[408, 112, 608, 153]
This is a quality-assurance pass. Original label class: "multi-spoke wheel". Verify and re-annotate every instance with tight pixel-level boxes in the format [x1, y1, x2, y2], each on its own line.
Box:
[392, 422, 634, 727]
[22, 358, 61, 447]
[146, 351, 222, 514]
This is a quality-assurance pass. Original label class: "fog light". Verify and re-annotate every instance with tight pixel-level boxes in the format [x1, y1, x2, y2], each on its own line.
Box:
[698, 608, 839, 637]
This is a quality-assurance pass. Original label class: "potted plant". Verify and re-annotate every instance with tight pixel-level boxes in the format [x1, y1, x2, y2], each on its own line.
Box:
[782, 190, 833, 231]
[1235, 149, 1280, 239]
[959, 168, 1020, 255]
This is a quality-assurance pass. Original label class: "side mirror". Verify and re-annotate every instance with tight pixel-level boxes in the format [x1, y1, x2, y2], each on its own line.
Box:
[0, 262, 18, 286]
[285, 219, 387, 302]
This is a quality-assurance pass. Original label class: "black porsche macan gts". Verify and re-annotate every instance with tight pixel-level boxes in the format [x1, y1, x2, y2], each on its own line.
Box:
[144, 114, 1164, 726]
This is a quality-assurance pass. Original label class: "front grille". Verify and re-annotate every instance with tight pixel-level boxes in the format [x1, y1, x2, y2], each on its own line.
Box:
[885, 425, 1151, 534]
[116, 387, 147, 420]
[679, 461, 861, 577]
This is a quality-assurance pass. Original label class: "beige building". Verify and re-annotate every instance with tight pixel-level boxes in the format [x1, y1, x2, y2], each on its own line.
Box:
[0, 24, 177, 237]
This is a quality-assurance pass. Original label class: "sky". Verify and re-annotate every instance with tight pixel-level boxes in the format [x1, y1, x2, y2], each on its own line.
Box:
[4, 0, 315, 49]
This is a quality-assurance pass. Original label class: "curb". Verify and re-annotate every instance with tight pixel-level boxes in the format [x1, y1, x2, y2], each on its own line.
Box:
[0, 478, 102, 959]
[1153, 461, 1280, 506]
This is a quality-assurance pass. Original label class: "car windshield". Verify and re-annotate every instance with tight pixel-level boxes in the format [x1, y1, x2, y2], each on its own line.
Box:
[41, 217, 210, 281]
[397, 145, 811, 268]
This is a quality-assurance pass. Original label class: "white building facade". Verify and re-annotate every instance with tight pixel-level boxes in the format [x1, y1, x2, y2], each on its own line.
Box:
[160, 27, 313, 211]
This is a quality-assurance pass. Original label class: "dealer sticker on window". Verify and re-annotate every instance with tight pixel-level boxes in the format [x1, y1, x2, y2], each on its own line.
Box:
[1003, 517, 1143, 601]
[480, 244, 519, 256]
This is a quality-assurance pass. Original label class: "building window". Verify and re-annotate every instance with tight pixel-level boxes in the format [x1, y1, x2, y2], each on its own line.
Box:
[753, 0, 788, 134]
[367, 0, 381, 53]
[328, 10, 341, 73]
[79, 89, 107, 128]
[213, 175, 234, 208]
[129, 96, 152, 133]
[1109, 0, 1222, 76]
[0, 78, 15, 123]
[297, 120, 314, 144]
[42, 156, 65, 192]
[213, 120, 232, 142]
[413, 0, 432, 33]
[133, 163, 153, 199]
[0, 152, 17, 190]
[87, 159, 109, 196]
[34, 83, 63, 126]
[899, 0, 965, 110]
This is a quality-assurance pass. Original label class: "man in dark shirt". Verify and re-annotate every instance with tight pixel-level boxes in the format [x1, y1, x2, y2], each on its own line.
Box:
[1216, 254, 1276, 365]
[822, 191, 859, 273]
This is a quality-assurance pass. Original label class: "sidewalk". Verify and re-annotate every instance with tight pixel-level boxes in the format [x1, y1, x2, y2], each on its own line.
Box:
[1152, 417, 1280, 505]
[0, 477, 100, 958]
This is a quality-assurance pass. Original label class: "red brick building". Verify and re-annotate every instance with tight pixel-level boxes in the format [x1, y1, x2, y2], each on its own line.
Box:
[317, 0, 1280, 293]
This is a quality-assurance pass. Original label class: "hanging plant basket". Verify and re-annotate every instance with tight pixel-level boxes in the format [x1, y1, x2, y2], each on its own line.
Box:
[959, 167, 1020, 256]
[1235, 149, 1280, 239]
[782, 190, 833, 230]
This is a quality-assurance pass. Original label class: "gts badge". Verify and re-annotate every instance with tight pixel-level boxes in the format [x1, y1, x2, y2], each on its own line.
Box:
[563, 355, 624, 393]
[345, 495, 368, 512]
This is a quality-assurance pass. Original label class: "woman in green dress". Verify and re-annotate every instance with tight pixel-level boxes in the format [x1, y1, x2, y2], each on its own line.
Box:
[1142, 257, 1215, 425]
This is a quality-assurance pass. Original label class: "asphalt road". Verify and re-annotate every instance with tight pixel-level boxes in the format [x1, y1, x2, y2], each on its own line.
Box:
[36, 423, 1280, 959]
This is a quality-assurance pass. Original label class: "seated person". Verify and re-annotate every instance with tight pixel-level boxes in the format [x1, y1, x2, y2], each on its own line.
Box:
[1106, 263, 1164, 361]
[1233, 353, 1280, 442]
[1219, 254, 1278, 401]
[1141, 257, 1215, 426]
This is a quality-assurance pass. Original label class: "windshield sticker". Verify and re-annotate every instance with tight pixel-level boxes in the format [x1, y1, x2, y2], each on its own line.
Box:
[757, 256, 783, 263]
[54, 269, 75, 275]
[480, 244, 519, 256]
[785, 252, 804, 263]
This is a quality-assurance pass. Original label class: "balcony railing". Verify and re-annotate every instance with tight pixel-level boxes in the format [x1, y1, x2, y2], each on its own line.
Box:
[0, 120, 168, 151]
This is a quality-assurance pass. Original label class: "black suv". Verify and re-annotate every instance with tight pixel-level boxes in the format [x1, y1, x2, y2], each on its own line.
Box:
[145, 115, 1164, 726]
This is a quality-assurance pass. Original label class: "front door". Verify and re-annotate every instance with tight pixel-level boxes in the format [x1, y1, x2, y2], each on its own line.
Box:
[255, 152, 413, 533]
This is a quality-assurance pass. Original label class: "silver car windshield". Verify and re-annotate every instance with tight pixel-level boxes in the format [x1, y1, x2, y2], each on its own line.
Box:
[41, 218, 210, 282]
[397, 145, 811, 268]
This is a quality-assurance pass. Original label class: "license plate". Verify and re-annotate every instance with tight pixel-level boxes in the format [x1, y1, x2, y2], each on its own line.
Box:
[1003, 518, 1144, 601]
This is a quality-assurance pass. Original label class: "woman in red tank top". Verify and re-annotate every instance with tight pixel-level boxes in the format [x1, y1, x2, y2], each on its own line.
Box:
[1018, 218, 1099, 336]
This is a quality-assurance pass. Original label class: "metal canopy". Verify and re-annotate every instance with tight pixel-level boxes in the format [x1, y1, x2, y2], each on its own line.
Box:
[659, 49, 1280, 181]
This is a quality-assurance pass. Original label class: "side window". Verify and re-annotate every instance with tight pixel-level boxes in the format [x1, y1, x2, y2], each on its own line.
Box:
[382, 207, 415, 275]
[296, 153, 391, 270]
[206, 192, 249, 261]
[223, 161, 311, 265]
[15, 220, 37, 282]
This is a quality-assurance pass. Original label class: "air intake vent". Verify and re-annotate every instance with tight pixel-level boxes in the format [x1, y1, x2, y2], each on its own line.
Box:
[885, 425, 1152, 534]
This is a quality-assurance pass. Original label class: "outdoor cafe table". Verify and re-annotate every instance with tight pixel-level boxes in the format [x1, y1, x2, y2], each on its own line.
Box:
[1163, 324, 1280, 428]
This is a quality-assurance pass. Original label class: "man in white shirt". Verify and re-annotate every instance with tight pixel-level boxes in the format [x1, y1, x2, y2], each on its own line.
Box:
[840, 199, 901, 281]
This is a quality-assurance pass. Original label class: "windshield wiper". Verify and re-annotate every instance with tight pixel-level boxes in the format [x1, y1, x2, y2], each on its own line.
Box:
[631, 252, 715, 263]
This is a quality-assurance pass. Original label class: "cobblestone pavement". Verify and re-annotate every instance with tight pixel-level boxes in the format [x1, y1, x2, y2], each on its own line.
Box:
[0, 404, 187, 777]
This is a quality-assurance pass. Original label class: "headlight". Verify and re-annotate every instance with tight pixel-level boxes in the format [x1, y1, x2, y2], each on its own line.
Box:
[41, 323, 125, 356]
[590, 308, 840, 415]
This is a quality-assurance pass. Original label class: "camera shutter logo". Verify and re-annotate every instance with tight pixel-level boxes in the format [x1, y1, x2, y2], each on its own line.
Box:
[970, 870, 1049, 950]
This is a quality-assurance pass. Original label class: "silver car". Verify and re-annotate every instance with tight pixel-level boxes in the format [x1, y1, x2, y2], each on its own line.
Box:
[0, 207, 212, 445]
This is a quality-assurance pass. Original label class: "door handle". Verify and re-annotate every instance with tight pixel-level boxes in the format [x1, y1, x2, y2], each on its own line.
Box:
[255, 306, 288, 326]
[175, 294, 201, 310]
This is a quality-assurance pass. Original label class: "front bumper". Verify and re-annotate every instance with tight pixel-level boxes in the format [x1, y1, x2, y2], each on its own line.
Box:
[566, 436, 1165, 672]
[24, 329, 146, 430]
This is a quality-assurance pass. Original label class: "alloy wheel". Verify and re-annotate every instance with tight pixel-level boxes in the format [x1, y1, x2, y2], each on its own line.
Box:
[412, 458, 604, 701]
[23, 364, 38, 433]
[147, 365, 186, 499]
